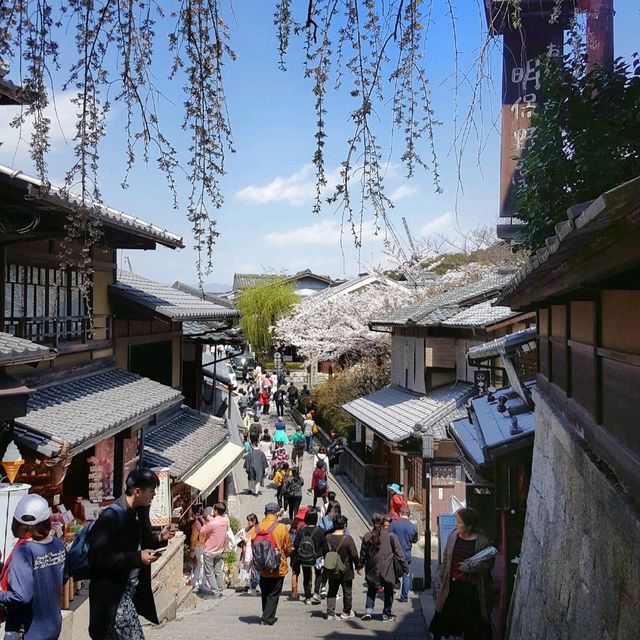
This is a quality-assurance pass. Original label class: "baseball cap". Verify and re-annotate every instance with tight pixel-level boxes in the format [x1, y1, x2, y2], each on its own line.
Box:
[13, 494, 52, 525]
[264, 502, 280, 514]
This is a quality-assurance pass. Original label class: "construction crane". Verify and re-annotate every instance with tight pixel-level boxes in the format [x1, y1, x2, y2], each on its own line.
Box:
[402, 217, 418, 262]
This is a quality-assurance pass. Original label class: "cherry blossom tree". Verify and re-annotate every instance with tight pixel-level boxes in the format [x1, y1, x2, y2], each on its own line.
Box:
[275, 278, 418, 361]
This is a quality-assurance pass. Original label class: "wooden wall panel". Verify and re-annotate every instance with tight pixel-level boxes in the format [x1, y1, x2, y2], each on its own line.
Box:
[601, 291, 640, 355]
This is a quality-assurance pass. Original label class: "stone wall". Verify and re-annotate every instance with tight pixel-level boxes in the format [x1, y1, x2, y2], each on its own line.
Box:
[507, 388, 640, 640]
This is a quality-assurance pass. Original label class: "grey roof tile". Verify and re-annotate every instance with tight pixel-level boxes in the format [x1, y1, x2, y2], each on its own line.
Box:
[172, 282, 236, 309]
[232, 270, 334, 292]
[373, 274, 515, 326]
[342, 382, 475, 443]
[16, 368, 182, 452]
[112, 272, 237, 321]
[467, 327, 538, 363]
[440, 300, 517, 328]
[143, 410, 228, 478]
[0, 164, 183, 249]
[0, 333, 57, 367]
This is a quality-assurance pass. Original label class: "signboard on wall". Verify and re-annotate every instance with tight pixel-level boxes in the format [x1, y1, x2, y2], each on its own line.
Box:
[438, 513, 456, 562]
[150, 467, 171, 527]
[432, 464, 457, 487]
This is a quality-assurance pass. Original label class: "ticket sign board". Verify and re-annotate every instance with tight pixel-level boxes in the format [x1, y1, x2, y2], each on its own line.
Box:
[150, 467, 171, 527]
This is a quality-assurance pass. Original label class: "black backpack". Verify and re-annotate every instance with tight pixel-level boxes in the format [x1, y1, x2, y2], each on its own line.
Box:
[296, 527, 317, 566]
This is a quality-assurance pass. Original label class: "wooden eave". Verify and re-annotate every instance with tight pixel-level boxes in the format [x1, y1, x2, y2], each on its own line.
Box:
[501, 177, 640, 311]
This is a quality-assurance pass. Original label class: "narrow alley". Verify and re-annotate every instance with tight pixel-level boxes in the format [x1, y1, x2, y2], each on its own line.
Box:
[145, 408, 432, 639]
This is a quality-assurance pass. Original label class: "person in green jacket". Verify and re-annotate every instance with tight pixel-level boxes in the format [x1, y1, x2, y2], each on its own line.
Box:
[291, 425, 306, 470]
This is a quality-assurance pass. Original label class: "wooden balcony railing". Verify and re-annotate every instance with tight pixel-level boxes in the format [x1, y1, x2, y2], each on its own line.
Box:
[340, 444, 388, 497]
[4, 314, 111, 349]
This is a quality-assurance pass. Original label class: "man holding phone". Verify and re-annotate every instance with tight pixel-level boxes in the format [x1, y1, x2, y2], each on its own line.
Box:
[88, 468, 176, 639]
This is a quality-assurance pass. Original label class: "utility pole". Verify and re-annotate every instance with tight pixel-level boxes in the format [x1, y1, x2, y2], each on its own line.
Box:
[578, 0, 614, 71]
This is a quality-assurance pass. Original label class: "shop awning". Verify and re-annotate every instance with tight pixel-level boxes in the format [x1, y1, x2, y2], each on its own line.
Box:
[180, 441, 244, 498]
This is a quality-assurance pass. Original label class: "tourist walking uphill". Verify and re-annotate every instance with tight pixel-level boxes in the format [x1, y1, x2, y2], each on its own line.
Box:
[389, 506, 418, 603]
[250, 502, 291, 626]
[244, 442, 268, 496]
[359, 512, 408, 622]
[88, 468, 176, 639]
[323, 514, 360, 620]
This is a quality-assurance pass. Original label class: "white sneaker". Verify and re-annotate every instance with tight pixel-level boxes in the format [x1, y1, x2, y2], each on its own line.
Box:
[249, 588, 257, 596]
[340, 611, 356, 619]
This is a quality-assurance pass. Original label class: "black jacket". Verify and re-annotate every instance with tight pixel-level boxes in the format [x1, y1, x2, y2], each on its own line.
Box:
[88, 495, 166, 639]
[359, 529, 407, 586]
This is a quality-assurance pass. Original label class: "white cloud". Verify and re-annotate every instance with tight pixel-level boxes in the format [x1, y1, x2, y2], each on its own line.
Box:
[264, 218, 380, 248]
[264, 219, 342, 247]
[235, 164, 318, 205]
[235, 163, 352, 207]
[390, 184, 417, 202]
[0, 92, 76, 172]
[418, 212, 455, 237]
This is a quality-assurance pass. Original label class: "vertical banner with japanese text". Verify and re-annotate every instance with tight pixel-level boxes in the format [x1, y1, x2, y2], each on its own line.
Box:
[500, 16, 565, 219]
[150, 467, 171, 527]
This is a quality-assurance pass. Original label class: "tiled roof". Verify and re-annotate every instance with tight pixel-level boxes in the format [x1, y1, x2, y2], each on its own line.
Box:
[342, 382, 475, 443]
[0, 164, 183, 249]
[467, 327, 537, 364]
[172, 282, 236, 309]
[0, 333, 56, 367]
[373, 274, 514, 327]
[499, 176, 640, 307]
[143, 409, 228, 478]
[183, 322, 244, 344]
[112, 271, 238, 321]
[449, 386, 535, 471]
[232, 269, 334, 291]
[440, 300, 517, 328]
[312, 273, 406, 302]
[15, 368, 182, 455]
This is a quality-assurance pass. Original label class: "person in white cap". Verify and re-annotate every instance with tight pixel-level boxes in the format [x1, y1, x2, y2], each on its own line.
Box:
[0, 493, 66, 639]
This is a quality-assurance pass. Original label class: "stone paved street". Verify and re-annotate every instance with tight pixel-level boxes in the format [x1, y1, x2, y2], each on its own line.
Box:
[146, 408, 433, 639]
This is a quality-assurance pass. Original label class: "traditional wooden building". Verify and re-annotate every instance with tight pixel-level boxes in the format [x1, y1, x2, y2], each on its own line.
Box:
[0, 163, 242, 523]
[109, 271, 239, 409]
[341, 273, 535, 529]
[449, 328, 538, 640]
[497, 177, 640, 640]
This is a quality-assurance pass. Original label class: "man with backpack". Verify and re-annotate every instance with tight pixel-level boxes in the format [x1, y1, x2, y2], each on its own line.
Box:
[282, 467, 304, 519]
[88, 468, 176, 639]
[290, 425, 306, 470]
[250, 503, 291, 626]
[323, 514, 360, 620]
[293, 510, 327, 604]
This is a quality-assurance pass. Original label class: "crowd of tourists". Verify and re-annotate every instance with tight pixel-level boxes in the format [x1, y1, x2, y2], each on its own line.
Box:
[0, 357, 493, 639]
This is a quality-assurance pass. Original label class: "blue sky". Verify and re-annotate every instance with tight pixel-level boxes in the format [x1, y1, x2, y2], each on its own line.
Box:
[1, 1, 638, 289]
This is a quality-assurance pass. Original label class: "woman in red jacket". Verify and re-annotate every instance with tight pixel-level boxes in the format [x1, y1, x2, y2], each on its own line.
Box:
[259, 388, 271, 415]
[387, 483, 408, 520]
[311, 460, 328, 508]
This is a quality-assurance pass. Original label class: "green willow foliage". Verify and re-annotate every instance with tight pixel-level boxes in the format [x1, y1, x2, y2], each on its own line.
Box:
[235, 278, 299, 357]
[516, 53, 640, 254]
